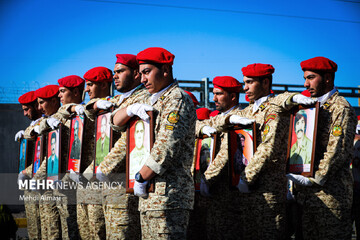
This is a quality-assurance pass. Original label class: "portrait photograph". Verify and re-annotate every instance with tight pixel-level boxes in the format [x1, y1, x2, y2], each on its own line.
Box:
[67, 115, 84, 173]
[228, 123, 257, 188]
[126, 112, 154, 192]
[193, 134, 217, 191]
[18, 138, 28, 173]
[46, 128, 61, 181]
[94, 111, 112, 173]
[32, 136, 43, 176]
[287, 103, 319, 176]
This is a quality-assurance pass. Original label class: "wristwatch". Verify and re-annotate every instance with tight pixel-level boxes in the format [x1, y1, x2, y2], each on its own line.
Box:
[135, 172, 146, 183]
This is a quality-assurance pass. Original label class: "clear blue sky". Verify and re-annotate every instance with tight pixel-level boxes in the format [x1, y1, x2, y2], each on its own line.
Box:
[1, 0, 359, 105]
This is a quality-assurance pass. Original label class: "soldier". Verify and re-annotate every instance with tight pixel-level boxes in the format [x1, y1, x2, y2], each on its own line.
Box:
[286, 57, 357, 239]
[96, 54, 148, 239]
[195, 76, 247, 239]
[16, 91, 42, 239]
[112, 47, 197, 239]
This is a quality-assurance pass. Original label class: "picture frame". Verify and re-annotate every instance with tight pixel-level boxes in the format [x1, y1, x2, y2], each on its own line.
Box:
[286, 102, 320, 177]
[93, 110, 114, 174]
[67, 115, 85, 173]
[32, 135, 44, 177]
[193, 134, 217, 191]
[228, 122, 257, 188]
[46, 126, 62, 181]
[126, 112, 155, 193]
[18, 138, 33, 173]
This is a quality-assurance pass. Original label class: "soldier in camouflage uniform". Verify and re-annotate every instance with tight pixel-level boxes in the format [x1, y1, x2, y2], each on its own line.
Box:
[112, 47, 196, 239]
[194, 76, 245, 239]
[286, 57, 357, 240]
[16, 91, 42, 240]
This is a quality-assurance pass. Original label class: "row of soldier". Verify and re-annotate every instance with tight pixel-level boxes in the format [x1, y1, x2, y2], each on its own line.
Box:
[15, 47, 359, 239]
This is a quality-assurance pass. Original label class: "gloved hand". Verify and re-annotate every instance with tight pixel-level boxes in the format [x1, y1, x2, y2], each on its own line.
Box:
[237, 178, 250, 193]
[15, 130, 25, 141]
[356, 125, 360, 135]
[17, 171, 28, 188]
[292, 94, 317, 105]
[200, 177, 211, 197]
[46, 117, 60, 130]
[286, 173, 313, 186]
[69, 169, 80, 183]
[30, 119, 40, 126]
[229, 115, 255, 125]
[96, 166, 109, 182]
[134, 181, 148, 198]
[96, 100, 114, 110]
[34, 125, 40, 134]
[202, 126, 216, 137]
[126, 103, 153, 121]
[74, 105, 85, 115]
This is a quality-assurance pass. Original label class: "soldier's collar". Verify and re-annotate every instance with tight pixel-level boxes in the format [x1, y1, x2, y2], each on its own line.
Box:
[150, 82, 174, 105]
[252, 94, 271, 113]
[317, 88, 337, 107]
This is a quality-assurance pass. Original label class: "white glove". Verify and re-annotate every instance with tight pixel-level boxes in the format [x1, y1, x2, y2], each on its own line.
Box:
[75, 105, 85, 115]
[96, 166, 109, 182]
[286, 173, 313, 186]
[356, 125, 360, 134]
[46, 117, 60, 130]
[15, 130, 25, 141]
[126, 103, 153, 121]
[69, 169, 80, 183]
[30, 119, 40, 126]
[96, 100, 114, 110]
[237, 178, 250, 193]
[202, 126, 216, 137]
[34, 125, 40, 134]
[17, 172, 28, 188]
[134, 181, 148, 198]
[292, 94, 317, 105]
[200, 178, 211, 197]
[229, 115, 255, 125]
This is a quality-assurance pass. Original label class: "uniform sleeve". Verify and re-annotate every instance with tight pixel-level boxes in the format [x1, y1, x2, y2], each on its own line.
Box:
[33, 158, 47, 180]
[145, 97, 196, 175]
[99, 133, 126, 175]
[314, 106, 357, 185]
[242, 109, 289, 186]
[271, 92, 298, 111]
[24, 164, 33, 177]
[204, 135, 228, 183]
[84, 98, 101, 121]
[24, 118, 44, 139]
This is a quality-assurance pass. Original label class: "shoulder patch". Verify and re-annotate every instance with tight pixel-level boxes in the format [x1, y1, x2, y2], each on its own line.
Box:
[323, 103, 330, 109]
[265, 114, 277, 124]
[167, 111, 180, 124]
[262, 124, 270, 142]
[259, 104, 266, 111]
[332, 125, 342, 136]
[165, 125, 174, 131]
[160, 96, 165, 101]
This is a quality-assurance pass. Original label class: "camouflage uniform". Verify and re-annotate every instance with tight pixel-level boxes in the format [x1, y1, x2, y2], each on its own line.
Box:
[295, 91, 357, 240]
[194, 106, 244, 240]
[101, 85, 148, 239]
[212, 93, 295, 239]
[135, 82, 196, 239]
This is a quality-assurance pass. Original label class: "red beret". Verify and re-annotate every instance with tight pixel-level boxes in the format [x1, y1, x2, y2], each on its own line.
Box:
[210, 110, 219, 117]
[184, 90, 199, 106]
[83, 67, 113, 82]
[18, 91, 37, 104]
[137, 47, 175, 65]
[300, 57, 337, 73]
[301, 90, 311, 97]
[58, 75, 85, 88]
[357, 115, 360, 121]
[116, 54, 138, 69]
[213, 76, 242, 93]
[35, 85, 59, 99]
[242, 63, 275, 77]
[196, 108, 211, 120]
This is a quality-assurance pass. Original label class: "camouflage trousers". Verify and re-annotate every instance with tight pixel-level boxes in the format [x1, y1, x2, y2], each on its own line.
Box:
[77, 203, 106, 239]
[140, 209, 190, 240]
[302, 205, 352, 240]
[352, 194, 360, 240]
[103, 194, 141, 240]
[55, 191, 79, 240]
[39, 191, 61, 239]
[187, 193, 209, 240]
[24, 190, 41, 240]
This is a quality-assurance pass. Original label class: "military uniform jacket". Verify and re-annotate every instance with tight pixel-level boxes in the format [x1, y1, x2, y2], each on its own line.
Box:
[214, 93, 295, 203]
[296, 91, 357, 209]
[137, 82, 196, 212]
[85, 95, 121, 121]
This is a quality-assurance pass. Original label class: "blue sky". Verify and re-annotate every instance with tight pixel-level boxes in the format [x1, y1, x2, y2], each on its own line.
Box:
[1, 0, 359, 105]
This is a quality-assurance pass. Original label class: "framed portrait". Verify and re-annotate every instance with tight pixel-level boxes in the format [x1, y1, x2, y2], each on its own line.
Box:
[94, 110, 113, 173]
[126, 112, 154, 193]
[286, 102, 320, 177]
[228, 122, 257, 188]
[18, 138, 32, 173]
[193, 134, 217, 191]
[32, 135, 44, 177]
[46, 126, 62, 181]
[67, 115, 85, 173]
